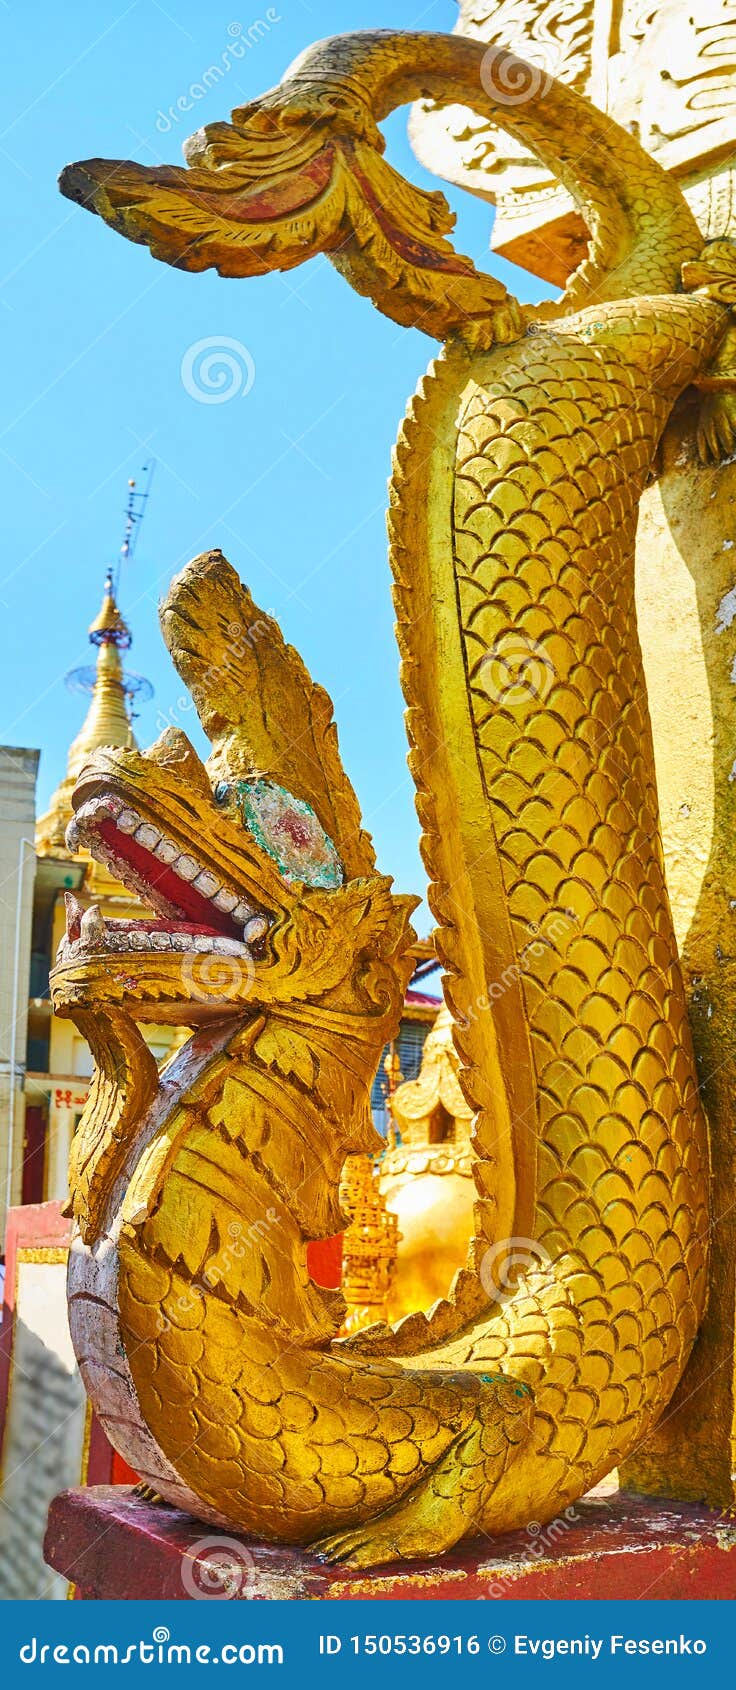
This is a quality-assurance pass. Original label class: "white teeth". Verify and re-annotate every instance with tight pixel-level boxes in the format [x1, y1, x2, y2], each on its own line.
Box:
[76, 794, 123, 821]
[65, 892, 83, 940]
[135, 823, 161, 851]
[243, 915, 269, 944]
[76, 795, 122, 825]
[56, 914, 254, 959]
[213, 889, 239, 913]
[154, 839, 178, 865]
[80, 904, 105, 945]
[175, 855, 198, 882]
[64, 790, 271, 952]
[99, 930, 125, 951]
[193, 870, 220, 899]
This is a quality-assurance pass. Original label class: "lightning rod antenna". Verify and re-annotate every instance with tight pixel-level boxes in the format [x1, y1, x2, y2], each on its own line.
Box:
[114, 458, 156, 598]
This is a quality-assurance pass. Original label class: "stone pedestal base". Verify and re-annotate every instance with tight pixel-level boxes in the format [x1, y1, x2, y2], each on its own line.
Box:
[44, 1486, 736, 1601]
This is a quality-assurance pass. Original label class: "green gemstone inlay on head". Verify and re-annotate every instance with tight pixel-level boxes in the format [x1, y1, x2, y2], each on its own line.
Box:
[230, 778, 343, 890]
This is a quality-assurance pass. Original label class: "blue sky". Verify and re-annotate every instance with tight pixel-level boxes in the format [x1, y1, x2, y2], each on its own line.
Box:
[1, 0, 548, 930]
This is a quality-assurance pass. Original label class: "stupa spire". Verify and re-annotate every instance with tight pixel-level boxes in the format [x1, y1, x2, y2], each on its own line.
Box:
[36, 570, 138, 855]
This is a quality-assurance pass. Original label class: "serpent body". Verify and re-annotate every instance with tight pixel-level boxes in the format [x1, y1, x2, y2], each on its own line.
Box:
[387, 298, 720, 1539]
[54, 31, 736, 1565]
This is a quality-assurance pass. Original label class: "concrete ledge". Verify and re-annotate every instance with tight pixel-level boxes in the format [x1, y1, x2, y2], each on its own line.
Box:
[44, 1486, 736, 1600]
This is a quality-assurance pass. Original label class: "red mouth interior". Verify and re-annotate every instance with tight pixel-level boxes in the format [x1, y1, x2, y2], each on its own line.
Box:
[98, 820, 241, 939]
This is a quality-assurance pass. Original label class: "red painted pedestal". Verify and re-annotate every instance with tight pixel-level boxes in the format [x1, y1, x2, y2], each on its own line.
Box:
[44, 1486, 736, 1600]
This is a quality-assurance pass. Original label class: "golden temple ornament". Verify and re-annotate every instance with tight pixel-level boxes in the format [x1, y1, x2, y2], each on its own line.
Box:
[338, 1154, 399, 1336]
[53, 25, 736, 1565]
[379, 1004, 476, 1325]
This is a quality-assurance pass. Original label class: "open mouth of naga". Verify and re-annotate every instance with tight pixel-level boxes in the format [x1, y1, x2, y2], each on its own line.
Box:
[49, 712, 349, 1027]
[60, 788, 269, 962]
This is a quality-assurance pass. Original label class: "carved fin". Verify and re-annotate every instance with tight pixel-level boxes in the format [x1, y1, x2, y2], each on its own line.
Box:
[160, 549, 376, 880]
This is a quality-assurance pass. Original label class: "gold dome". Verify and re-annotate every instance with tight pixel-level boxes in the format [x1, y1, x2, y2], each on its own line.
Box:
[377, 1002, 480, 1322]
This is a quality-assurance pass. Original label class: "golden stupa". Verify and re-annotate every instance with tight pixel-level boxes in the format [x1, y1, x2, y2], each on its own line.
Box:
[36, 570, 136, 854]
[378, 1003, 476, 1323]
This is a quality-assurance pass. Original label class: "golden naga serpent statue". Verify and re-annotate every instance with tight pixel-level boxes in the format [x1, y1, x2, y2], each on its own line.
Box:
[54, 31, 736, 1566]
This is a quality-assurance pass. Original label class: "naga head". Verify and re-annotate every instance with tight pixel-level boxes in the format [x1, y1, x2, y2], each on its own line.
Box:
[51, 549, 415, 1030]
[50, 551, 416, 1241]
[58, 35, 525, 348]
[58, 26, 719, 357]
